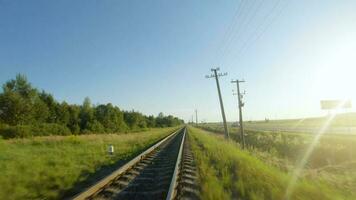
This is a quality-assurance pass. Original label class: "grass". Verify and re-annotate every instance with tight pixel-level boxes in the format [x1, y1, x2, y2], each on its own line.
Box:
[0, 127, 179, 200]
[197, 123, 356, 197]
[188, 126, 354, 200]
[248, 112, 356, 128]
[201, 112, 356, 135]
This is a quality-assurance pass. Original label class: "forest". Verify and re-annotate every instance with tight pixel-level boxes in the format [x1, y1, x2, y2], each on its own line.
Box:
[0, 74, 184, 138]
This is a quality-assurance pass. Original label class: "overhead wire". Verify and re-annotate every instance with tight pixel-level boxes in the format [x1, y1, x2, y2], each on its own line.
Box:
[219, 0, 265, 67]
[217, 0, 259, 66]
[210, 0, 289, 69]
[212, 0, 247, 66]
[232, 0, 289, 62]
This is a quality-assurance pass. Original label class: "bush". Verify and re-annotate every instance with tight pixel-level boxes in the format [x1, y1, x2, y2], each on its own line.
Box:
[32, 123, 71, 136]
[0, 123, 71, 139]
[87, 120, 105, 133]
[0, 125, 32, 139]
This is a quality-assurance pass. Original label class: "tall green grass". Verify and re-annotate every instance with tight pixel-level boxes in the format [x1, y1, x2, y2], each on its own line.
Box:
[199, 123, 356, 166]
[188, 127, 352, 200]
[0, 127, 178, 199]
[197, 123, 356, 195]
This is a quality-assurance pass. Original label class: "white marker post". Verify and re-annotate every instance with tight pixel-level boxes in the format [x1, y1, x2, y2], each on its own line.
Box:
[108, 144, 114, 155]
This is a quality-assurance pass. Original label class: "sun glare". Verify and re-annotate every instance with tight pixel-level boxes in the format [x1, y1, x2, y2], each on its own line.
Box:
[310, 31, 356, 104]
[284, 100, 350, 199]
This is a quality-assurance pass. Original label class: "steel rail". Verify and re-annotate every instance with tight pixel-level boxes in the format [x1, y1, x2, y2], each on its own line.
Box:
[166, 127, 186, 200]
[72, 127, 184, 200]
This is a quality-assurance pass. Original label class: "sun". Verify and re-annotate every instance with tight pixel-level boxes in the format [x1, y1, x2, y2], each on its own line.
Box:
[310, 33, 356, 104]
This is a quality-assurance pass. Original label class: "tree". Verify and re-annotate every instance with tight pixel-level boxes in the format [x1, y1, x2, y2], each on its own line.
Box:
[95, 103, 127, 132]
[146, 115, 156, 128]
[39, 91, 58, 123]
[0, 92, 32, 125]
[0, 75, 185, 138]
[79, 97, 95, 131]
[156, 112, 166, 127]
[2, 74, 37, 99]
[67, 104, 81, 134]
[87, 120, 105, 133]
[124, 111, 147, 129]
[0, 74, 48, 125]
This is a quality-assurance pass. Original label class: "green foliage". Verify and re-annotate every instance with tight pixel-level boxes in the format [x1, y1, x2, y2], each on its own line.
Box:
[85, 120, 106, 133]
[32, 123, 71, 136]
[188, 127, 351, 200]
[95, 103, 127, 132]
[0, 123, 71, 139]
[156, 112, 184, 127]
[0, 127, 177, 199]
[0, 91, 33, 125]
[0, 74, 184, 138]
[124, 110, 148, 130]
[0, 74, 50, 125]
[0, 125, 32, 138]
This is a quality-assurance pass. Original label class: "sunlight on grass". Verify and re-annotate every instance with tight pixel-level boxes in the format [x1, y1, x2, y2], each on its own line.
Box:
[285, 101, 348, 199]
[189, 126, 351, 200]
[198, 120, 356, 197]
[290, 118, 306, 131]
[284, 114, 335, 199]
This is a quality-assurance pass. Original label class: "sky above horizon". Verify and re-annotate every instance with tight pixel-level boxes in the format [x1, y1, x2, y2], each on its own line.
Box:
[1, 0, 356, 122]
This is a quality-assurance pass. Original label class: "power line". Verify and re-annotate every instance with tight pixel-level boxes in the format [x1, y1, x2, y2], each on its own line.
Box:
[218, 0, 262, 66]
[214, 0, 248, 65]
[220, 0, 265, 66]
[232, 0, 289, 63]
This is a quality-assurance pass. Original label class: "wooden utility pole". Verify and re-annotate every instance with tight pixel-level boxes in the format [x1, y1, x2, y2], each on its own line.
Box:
[206, 68, 229, 139]
[232, 79, 246, 149]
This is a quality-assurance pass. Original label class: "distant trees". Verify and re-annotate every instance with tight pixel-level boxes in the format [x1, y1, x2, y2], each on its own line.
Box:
[94, 103, 127, 132]
[0, 74, 184, 138]
[0, 74, 48, 125]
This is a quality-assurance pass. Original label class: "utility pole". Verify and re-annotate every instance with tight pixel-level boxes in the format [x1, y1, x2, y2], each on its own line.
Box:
[195, 109, 198, 125]
[232, 79, 246, 149]
[206, 68, 229, 139]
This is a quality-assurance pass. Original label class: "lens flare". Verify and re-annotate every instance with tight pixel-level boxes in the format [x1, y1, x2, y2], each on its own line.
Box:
[291, 118, 306, 131]
[284, 100, 348, 199]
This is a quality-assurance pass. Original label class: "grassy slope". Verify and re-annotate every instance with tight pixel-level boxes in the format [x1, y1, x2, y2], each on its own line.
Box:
[0, 127, 178, 200]
[188, 126, 352, 200]
[198, 123, 356, 195]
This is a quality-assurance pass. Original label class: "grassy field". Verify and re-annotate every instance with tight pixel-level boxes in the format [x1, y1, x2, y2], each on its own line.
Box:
[0, 127, 179, 200]
[201, 112, 356, 135]
[248, 112, 356, 127]
[188, 126, 354, 200]
[196, 123, 356, 198]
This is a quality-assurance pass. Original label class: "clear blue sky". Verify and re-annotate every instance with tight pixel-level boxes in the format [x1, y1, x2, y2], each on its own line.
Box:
[1, 0, 355, 122]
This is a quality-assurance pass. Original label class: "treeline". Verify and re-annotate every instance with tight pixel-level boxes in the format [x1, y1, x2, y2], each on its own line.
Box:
[0, 74, 184, 138]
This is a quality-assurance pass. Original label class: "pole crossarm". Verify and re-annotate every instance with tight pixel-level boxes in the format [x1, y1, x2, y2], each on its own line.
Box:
[205, 73, 227, 78]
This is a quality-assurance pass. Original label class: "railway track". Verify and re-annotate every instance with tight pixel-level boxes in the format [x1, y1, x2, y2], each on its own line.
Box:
[72, 127, 200, 200]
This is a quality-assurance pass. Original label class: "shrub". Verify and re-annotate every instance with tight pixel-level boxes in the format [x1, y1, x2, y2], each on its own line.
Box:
[87, 120, 105, 133]
[0, 123, 71, 138]
[32, 123, 71, 136]
[0, 125, 32, 138]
